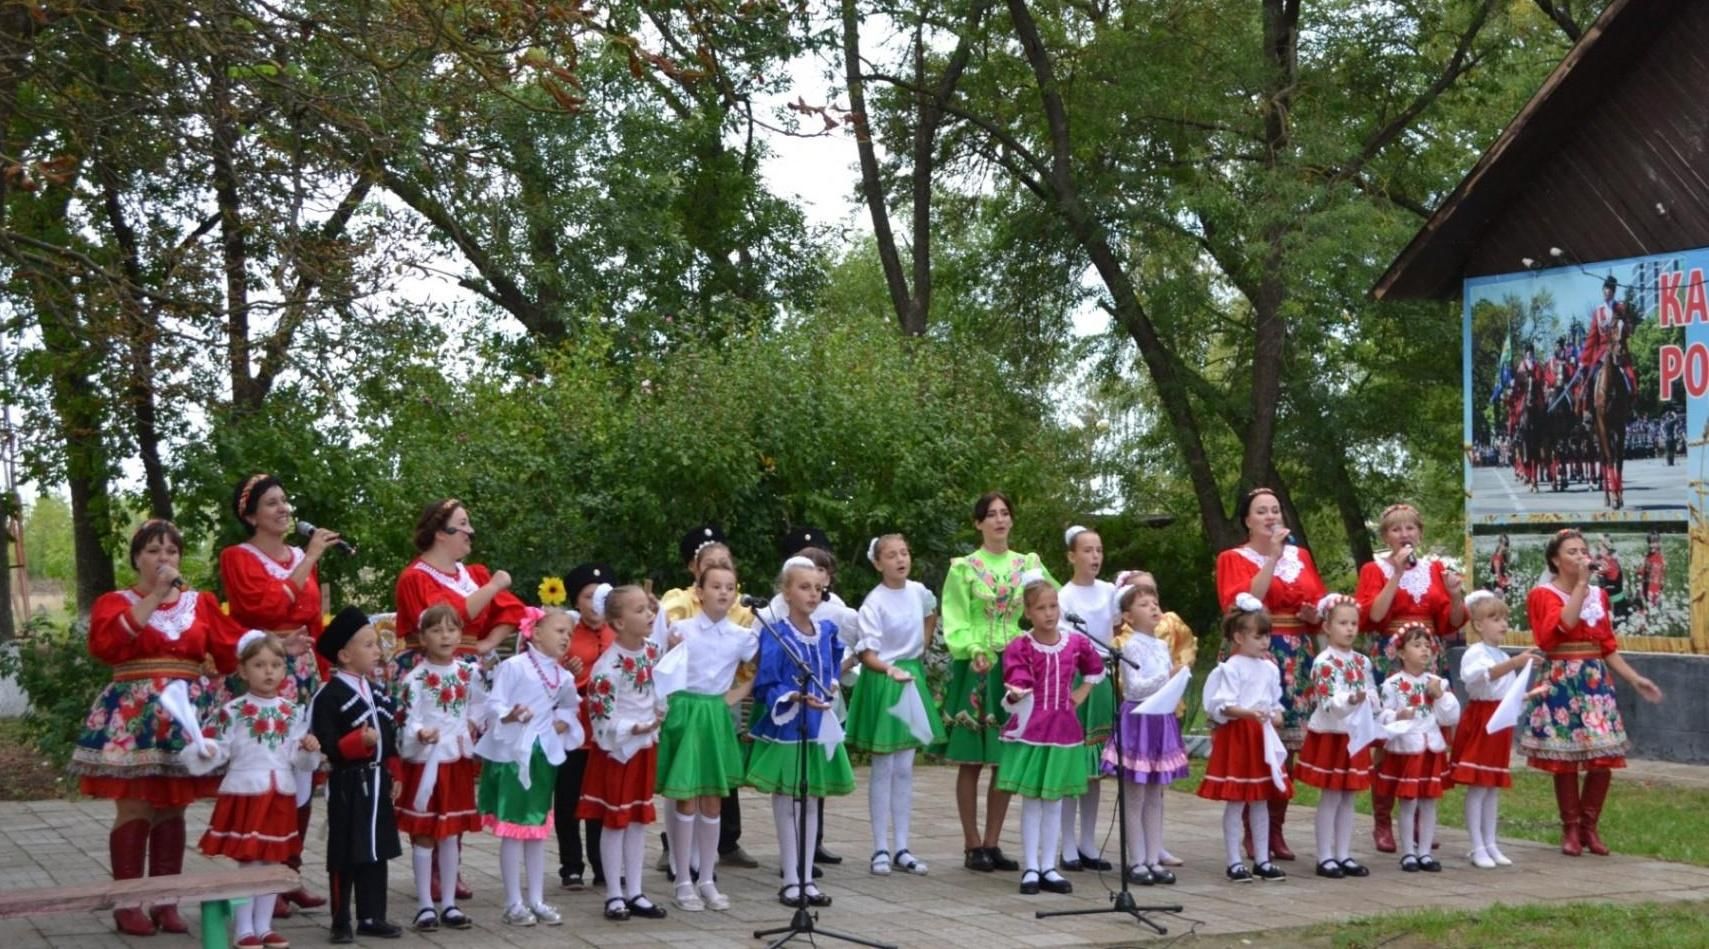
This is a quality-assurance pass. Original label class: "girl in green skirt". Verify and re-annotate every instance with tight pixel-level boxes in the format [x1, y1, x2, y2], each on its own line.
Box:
[848, 534, 946, 876]
[655, 564, 757, 912]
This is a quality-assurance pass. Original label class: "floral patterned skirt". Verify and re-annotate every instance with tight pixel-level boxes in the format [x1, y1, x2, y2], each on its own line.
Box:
[227, 650, 322, 706]
[69, 674, 225, 805]
[935, 657, 1010, 765]
[1268, 631, 1314, 750]
[1521, 658, 1629, 773]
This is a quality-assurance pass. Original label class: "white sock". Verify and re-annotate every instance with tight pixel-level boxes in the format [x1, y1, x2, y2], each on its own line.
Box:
[1315, 791, 1339, 863]
[695, 815, 721, 889]
[1078, 781, 1102, 857]
[670, 809, 696, 885]
[1464, 787, 1488, 855]
[1418, 800, 1439, 859]
[1121, 783, 1144, 868]
[1249, 799, 1271, 865]
[250, 883, 274, 937]
[1485, 791, 1502, 856]
[1333, 792, 1355, 862]
[524, 839, 546, 907]
[1039, 798, 1063, 873]
[600, 828, 625, 901]
[1398, 799, 1420, 856]
[501, 838, 525, 910]
[892, 749, 915, 853]
[413, 844, 435, 910]
[1141, 785, 1165, 867]
[1020, 797, 1043, 873]
[869, 753, 895, 854]
[1058, 794, 1078, 863]
[436, 837, 459, 912]
[1222, 803, 1244, 866]
[772, 795, 800, 888]
[623, 824, 646, 900]
[802, 798, 821, 886]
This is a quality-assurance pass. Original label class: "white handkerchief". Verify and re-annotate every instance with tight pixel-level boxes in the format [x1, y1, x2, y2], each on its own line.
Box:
[1346, 699, 1384, 756]
[611, 723, 655, 764]
[1261, 719, 1290, 791]
[1134, 668, 1191, 715]
[888, 684, 937, 746]
[1487, 661, 1531, 734]
[814, 711, 845, 760]
[160, 680, 213, 756]
[653, 644, 690, 698]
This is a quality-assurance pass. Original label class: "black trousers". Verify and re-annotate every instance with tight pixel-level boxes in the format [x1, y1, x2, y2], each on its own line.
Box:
[328, 862, 387, 929]
[554, 748, 604, 880]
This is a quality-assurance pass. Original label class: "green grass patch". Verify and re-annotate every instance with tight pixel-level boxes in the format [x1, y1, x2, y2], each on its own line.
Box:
[1167, 758, 1709, 866]
[1296, 900, 1709, 948]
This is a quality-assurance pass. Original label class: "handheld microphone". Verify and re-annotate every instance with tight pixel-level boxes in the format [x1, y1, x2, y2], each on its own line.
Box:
[1063, 611, 1087, 627]
[170, 576, 185, 590]
[297, 520, 357, 555]
[1404, 545, 1418, 568]
[739, 594, 770, 610]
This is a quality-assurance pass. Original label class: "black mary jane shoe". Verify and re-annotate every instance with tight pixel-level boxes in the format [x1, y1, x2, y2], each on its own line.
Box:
[1018, 871, 1041, 895]
[1338, 859, 1370, 878]
[1400, 855, 1422, 873]
[1315, 860, 1344, 879]
[778, 885, 807, 908]
[987, 847, 1021, 872]
[1418, 855, 1442, 873]
[1148, 865, 1177, 885]
[802, 886, 832, 907]
[1079, 852, 1114, 872]
[1125, 864, 1155, 886]
[1059, 857, 1084, 872]
[411, 908, 439, 932]
[440, 906, 472, 930]
[1225, 863, 1253, 883]
[626, 896, 668, 919]
[604, 898, 631, 921]
[1039, 870, 1073, 894]
[1254, 862, 1287, 882]
[964, 848, 996, 872]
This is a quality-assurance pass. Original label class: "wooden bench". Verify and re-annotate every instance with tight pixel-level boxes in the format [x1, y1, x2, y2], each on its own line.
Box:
[0, 864, 300, 949]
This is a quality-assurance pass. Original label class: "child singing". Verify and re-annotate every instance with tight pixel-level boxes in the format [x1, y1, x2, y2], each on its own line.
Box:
[1056, 525, 1117, 873]
[1103, 585, 1187, 886]
[1197, 596, 1289, 883]
[1377, 624, 1462, 872]
[1292, 594, 1377, 879]
[1455, 591, 1541, 867]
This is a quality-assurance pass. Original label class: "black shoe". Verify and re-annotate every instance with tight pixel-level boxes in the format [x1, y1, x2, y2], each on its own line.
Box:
[1418, 855, 1442, 873]
[778, 885, 806, 908]
[719, 845, 760, 869]
[1059, 857, 1083, 872]
[1125, 864, 1155, 886]
[330, 925, 354, 944]
[562, 873, 584, 891]
[803, 886, 832, 907]
[1079, 852, 1113, 872]
[1400, 855, 1422, 873]
[626, 896, 668, 919]
[440, 906, 472, 930]
[411, 908, 438, 932]
[1039, 870, 1073, 894]
[604, 897, 630, 920]
[356, 920, 403, 938]
[964, 848, 995, 872]
[1148, 865, 1177, 885]
[814, 845, 843, 865]
[1254, 862, 1287, 881]
[1338, 859, 1370, 878]
[1018, 870, 1040, 895]
[1225, 863, 1253, 883]
[1315, 860, 1344, 879]
[987, 847, 1020, 872]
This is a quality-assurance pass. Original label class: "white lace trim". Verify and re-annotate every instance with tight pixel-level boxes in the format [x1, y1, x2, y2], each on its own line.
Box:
[1543, 583, 1607, 626]
[1235, 544, 1304, 583]
[413, 559, 478, 596]
[1376, 558, 1433, 604]
[239, 543, 303, 582]
[119, 589, 200, 641]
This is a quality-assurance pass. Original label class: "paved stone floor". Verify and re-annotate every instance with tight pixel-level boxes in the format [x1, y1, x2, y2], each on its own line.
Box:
[3, 764, 1707, 948]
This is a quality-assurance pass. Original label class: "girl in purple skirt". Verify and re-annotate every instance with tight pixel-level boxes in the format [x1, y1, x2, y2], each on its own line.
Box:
[1102, 586, 1189, 886]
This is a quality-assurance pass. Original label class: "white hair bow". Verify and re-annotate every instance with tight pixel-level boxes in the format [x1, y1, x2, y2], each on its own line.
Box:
[1233, 592, 1264, 613]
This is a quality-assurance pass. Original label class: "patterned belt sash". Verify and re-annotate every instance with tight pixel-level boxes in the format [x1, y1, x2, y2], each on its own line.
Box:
[1546, 642, 1603, 660]
[112, 658, 202, 682]
[1270, 617, 1306, 632]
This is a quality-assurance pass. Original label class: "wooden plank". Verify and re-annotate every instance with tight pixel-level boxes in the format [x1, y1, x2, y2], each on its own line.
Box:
[0, 866, 299, 918]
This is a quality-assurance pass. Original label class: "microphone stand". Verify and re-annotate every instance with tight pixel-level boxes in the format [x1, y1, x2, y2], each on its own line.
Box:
[1035, 619, 1180, 936]
[748, 605, 895, 949]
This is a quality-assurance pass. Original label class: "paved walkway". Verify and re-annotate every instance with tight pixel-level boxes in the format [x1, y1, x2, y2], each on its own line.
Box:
[2, 764, 1707, 948]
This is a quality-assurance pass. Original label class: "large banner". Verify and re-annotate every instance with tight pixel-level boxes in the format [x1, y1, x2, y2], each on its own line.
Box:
[1463, 250, 1708, 653]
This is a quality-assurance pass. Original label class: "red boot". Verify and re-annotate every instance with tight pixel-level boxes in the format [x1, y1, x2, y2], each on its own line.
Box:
[148, 816, 190, 934]
[1371, 792, 1397, 854]
[282, 804, 326, 910]
[110, 820, 157, 936]
[1267, 796, 1295, 861]
[1553, 772, 1583, 856]
[1581, 770, 1612, 856]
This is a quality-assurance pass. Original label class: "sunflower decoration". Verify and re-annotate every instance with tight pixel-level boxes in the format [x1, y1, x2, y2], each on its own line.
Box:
[538, 575, 567, 607]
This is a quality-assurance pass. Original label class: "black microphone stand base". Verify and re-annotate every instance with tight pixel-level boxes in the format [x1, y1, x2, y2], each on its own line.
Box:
[755, 908, 898, 949]
[1034, 891, 1182, 936]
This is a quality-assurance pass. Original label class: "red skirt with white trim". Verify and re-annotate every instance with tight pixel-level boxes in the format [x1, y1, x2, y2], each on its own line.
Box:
[575, 745, 658, 829]
[1292, 729, 1372, 791]
[1196, 718, 1291, 803]
[1450, 699, 1513, 788]
[1374, 749, 1451, 800]
[397, 758, 484, 839]
[198, 790, 298, 863]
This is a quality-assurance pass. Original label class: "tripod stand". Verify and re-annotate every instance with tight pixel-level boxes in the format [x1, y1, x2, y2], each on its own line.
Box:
[1036, 623, 1181, 935]
[749, 607, 895, 949]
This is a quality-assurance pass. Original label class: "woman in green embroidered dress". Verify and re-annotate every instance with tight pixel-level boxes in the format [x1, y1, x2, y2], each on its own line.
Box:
[938, 491, 1056, 873]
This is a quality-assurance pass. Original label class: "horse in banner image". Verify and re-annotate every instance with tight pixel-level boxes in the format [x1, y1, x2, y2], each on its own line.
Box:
[1592, 300, 1638, 509]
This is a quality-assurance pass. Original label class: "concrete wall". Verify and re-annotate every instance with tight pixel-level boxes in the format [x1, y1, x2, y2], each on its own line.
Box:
[1447, 646, 1709, 765]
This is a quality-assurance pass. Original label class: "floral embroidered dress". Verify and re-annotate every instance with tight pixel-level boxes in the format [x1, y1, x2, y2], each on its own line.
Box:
[186, 694, 322, 862]
[937, 548, 1055, 764]
[391, 558, 527, 690]
[70, 589, 247, 806]
[221, 543, 327, 702]
[1521, 584, 1630, 773]
[1215, 545, 1326, 748]
[1292, 646, 1378, 792]
[1355, 558, 1457, 682]
[577, 642, 664, 828]
[396, 660, 484, 839]
[1375, 671, 1461, 800]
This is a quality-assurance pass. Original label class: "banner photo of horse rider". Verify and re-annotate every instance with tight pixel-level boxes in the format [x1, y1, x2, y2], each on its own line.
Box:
[1464, 251, 1691, 522]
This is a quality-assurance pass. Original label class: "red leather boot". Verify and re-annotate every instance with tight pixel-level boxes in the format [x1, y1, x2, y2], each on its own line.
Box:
[1553, 772, 1583, 856]
[1580, 770, 1612, 856]
[110, 820, 157, 936]
[148, 816, 190, 933]
[1371, 792, 1397, 854]
[1268, 795, 1295, 861]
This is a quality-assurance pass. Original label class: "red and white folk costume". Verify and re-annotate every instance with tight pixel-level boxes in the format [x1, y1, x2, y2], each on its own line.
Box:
[1354, 558, 1457, 681]
[188, 693, 323, 863]
[397, 660, 484, 839]
[392, 558, 528, 686]
[1376, 670, 1460, 865]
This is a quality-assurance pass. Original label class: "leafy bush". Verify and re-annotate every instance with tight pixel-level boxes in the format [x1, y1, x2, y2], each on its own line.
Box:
[0, 614, 110, 767]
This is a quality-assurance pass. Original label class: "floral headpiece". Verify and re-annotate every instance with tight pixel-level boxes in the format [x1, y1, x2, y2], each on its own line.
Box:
[237, 473, 271, 515]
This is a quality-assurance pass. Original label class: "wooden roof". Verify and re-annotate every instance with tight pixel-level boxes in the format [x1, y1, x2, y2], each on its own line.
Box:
[1374, 0, 1704, 300]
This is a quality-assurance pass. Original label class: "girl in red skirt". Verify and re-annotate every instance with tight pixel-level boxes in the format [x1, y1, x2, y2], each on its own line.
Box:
[1292, 594, 1377, 880]
[188, 632, 323, 949]
[1197, 597, 1289, 883]
[1454, 592, 1542, 869]
[396, 604, 484, 931]
[1376, 624, 1461, 872]
[578, 585, 668, 921]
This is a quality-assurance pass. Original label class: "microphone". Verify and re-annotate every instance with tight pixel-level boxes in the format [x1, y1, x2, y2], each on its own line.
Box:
[1063, 611, 1087, 627]
[297, 520, 357, 555]
[1404, 545, 1418, 568]
[740, 594, 770, 610]
[170, 576, 185, 590]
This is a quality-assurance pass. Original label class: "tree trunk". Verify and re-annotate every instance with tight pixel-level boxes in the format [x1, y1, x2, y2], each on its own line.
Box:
[841, 0, 914, 332]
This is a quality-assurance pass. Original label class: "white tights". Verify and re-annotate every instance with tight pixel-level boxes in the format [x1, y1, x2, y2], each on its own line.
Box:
[598, 824, 647, 901]
[1396, 798, 1439, 857]
[235, 862, 276, 937]
[1464, 786, 1503, 857]
[1313, 790, 1357, 863]
[868, 750, 917, 855]
[500, 838, 548, 911]
[1060, 779, 1103, 862]
[412, 837, 460, 911]
[1019, 796, 1064, 874]
[772, 795, 822, 888]
[1223, 800, 1269, 866]
[1119, 783, 1167, 868]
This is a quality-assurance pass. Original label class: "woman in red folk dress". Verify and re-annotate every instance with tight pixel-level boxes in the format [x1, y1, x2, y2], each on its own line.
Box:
[1354, 503, 1466, 853]
[220, 473, 344, 915]
[67, 520, 248, 936]
[1214, 487, 1325, 863]
[1522, 529, 1663, 856]
[393, 497, 527, 902]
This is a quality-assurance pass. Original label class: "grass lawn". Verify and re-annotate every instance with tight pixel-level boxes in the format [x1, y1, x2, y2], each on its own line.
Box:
[1184, 900, 1709, 948]
[1166, 759, 1709, 866]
